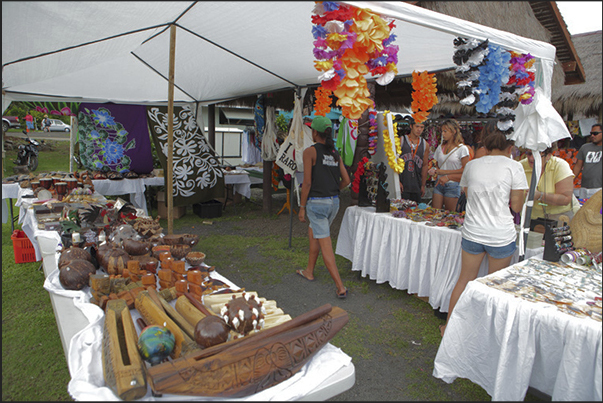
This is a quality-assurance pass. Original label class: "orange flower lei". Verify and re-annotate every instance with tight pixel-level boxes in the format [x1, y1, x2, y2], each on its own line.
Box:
[382, 110, 404, 173]
[314, 86, 333, 116]
[411, 71, 438, 124]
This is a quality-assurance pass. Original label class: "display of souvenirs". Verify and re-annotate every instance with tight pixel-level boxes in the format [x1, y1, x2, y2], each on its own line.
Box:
[477, 258, 602, 322]
[390, 203, 465, 229]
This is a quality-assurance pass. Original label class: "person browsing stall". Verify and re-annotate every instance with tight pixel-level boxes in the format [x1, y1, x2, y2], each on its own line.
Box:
[399, 119, 430, 203]
[520, 143, 580, 222]
[43, 115, 51, 132]
[297, 116, 351, 299]
[572, 123, 602, 192]
[440, 129, 528, 336]
[431, 119, 471, 211]
[25, 111, 34, 132]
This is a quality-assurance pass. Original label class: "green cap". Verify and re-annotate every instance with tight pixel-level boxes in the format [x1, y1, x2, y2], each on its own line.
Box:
[311, 116, 332, 132]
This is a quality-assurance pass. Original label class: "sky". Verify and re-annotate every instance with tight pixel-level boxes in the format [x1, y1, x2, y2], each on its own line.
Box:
[556, 1, 602, 35]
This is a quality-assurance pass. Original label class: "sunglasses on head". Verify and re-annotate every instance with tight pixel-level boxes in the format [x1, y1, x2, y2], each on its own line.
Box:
[590, 131, 602, 136]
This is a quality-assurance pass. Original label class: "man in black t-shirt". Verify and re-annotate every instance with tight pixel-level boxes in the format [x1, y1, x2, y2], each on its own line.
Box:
[398, 119, 429, 203]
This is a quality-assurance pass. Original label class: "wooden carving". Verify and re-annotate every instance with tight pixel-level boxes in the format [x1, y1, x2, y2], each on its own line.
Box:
[102, 299, 147, 400]
[134, 290, 201, 359]
[146, 304, 348, 397]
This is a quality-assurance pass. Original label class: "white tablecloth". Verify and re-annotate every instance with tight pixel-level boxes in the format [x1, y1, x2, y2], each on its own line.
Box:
[38, 233, 354, 401]
[574, 187, 601, 199]
[223, 170, 252, 199]
[335, 206, 543, 313]
[92, 177, 164, 214]
[433, 258, 602, 401]
[2, 183, 21, 224]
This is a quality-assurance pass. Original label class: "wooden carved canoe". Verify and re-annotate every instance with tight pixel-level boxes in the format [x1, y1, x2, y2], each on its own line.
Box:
[102, 299, 148, 400]
[146, 303, 348, 397]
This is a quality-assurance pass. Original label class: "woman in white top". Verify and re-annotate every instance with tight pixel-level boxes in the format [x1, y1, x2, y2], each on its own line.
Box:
[440, 129, 528, 336]
[431, 119, 470, 211]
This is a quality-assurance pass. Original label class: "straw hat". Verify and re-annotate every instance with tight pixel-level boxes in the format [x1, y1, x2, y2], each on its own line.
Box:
[570, 189, 602, 253]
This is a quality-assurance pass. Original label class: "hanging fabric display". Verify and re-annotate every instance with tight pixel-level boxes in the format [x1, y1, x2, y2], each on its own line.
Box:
[262, 106, 279, 161]
[475, 43, 511, 115]
[452, 37, 489, 106]
[78, 103, 154, 174]
[410, 70, 438, 124]
[254, 95, 265, 149]
[147, 105, 225, 207]
[276, 97, 304, 176]
[336, 117, 358, 166]
[241, 129, 262, 165]
[311, 2, 398, 120]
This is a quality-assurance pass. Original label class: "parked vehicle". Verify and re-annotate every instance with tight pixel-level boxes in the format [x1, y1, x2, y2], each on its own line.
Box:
[47, 119, 71, 132]
[14, 130, 40, 171]
[2, 116, 20, 132]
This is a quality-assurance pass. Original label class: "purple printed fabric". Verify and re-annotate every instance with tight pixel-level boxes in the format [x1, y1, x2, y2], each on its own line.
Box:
[77, 103, 154, 174]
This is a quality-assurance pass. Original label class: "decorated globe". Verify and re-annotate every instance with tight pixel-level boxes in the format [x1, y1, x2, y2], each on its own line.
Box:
[137, 325, 175, 365]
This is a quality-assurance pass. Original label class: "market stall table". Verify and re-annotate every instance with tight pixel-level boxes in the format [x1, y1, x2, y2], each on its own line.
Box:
[2, 182, 21, 230]
[433, 257, 602, 401]
[38, 230, 355, 401]
[92, 176, 164, 215]
[335, 206, 543, 313]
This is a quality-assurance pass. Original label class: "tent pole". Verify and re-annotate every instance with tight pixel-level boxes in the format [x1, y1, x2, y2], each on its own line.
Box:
[520, 152, 540, 261]
[69, 116, 77, 173]
[167, 24, 176, 235]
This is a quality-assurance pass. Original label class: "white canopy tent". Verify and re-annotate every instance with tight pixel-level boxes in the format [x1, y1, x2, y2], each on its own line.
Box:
[3, 1, 570, 247]
[2, 1, 568, 146]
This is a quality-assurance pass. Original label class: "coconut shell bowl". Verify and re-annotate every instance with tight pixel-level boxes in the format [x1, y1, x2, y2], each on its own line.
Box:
[181, 233, 200, 247]
[185, 251, 206, 266]
[170, 244, 191, 260]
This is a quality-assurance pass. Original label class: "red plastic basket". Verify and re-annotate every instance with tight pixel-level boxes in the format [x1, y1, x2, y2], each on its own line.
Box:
[10, 230, 40, 264]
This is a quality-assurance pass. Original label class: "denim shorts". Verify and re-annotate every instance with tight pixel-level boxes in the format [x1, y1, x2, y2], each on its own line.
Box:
[434, 180, 461, 198]
[306, 196, 340, 239]
[461, 238, 516, 259]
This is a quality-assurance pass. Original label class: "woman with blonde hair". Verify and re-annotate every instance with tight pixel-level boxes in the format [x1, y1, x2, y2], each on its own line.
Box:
[431, 119, 471, 211]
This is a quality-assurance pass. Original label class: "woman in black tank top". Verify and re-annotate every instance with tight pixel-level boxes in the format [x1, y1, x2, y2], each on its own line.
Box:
[298, 116, 351, 298]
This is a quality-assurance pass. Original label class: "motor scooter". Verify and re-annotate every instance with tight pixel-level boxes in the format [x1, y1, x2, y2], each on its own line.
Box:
[14, 130, 40, 171]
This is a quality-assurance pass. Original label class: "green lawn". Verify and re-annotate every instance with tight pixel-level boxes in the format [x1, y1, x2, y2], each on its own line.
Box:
[3, 140, 73, 400]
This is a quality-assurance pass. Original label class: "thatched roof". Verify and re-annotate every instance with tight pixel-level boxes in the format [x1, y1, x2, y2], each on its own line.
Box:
[552, 31, 602, 119]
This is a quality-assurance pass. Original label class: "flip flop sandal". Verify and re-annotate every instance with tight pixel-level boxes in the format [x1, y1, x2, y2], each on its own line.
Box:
[336, 288, 348, 299]
[296, 269, 315, 282]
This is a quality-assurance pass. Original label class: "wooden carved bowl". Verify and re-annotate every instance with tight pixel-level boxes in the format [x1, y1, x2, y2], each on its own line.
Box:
[170, 244, 191, 260]
[181, 233, 200, 247]
[163, 234, 184, 246]
[185, 251, 206, 267]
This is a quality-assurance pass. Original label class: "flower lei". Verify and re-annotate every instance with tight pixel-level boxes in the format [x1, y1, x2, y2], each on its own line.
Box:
[508, 51, 536, 105]
[352, 156, 369, 193]
[411, 71, 438, 124]
[368, 104, 378, 155]
[475, 43, 511, 114]
[312, 2, 398, 120]
[382, 110, 404, 173]
[453, 37, 489, 106]
[313, 86, 333, 116]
